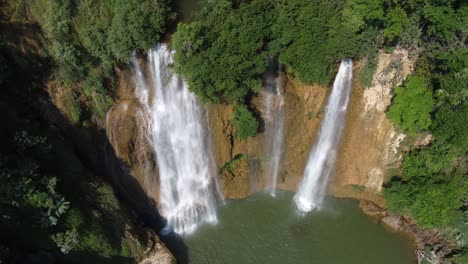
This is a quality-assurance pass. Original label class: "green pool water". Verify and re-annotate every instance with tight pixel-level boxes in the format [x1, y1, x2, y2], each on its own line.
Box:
[185, 191, 416, 264]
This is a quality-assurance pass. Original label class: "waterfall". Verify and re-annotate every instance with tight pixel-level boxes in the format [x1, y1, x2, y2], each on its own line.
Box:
[294, 59, 353, 212]
[263, 59, 285, 196]
[131, 44, 221, 234]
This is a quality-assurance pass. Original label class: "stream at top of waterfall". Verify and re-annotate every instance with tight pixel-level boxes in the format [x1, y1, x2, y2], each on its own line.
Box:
[184, 191, 416, 264]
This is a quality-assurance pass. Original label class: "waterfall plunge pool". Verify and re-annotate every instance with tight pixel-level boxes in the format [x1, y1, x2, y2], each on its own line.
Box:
[184, 191, 416, 264]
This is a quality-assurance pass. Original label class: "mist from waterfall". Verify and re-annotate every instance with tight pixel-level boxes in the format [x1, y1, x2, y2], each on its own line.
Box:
[294, 59, 353, 212]
[131, 44, 221, 234]
[263, 59, 285, 196]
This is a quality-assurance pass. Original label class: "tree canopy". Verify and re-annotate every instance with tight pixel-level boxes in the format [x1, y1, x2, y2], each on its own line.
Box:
[172, 0, 273, 103]
[387, 76, 434, 134]
[232, 105, 259, 140]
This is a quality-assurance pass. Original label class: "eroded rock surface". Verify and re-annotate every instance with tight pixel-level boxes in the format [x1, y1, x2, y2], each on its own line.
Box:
[330, 48, 415, 199]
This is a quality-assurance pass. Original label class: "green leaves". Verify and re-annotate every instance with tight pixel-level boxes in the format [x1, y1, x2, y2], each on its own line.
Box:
[173, 0, 272, 103]
[387, 76, 434, 134]
[384, 7, 409, 42]
[108, 0, 169, 61]
[385, 160, 465, 229]
[432, 102, 468, 151]
[232, 105, 258, 140]
[423, 2, 461, 42]
[51, 228, 79, 254]
[174, 0, 379, 102]
[75, 0, 170, 64]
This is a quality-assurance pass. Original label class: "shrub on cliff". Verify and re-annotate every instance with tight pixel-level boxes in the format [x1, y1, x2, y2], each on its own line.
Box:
[387, 76, 434, 134]
[232, 105, 258, 140]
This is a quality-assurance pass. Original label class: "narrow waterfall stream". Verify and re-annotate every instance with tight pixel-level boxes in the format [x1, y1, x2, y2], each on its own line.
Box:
[263, 59, 285, 196]
[131, 44, 221, 234]
[295, 60, 353, 212]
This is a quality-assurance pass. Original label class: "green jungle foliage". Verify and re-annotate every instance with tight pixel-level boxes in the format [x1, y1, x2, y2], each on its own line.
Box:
[387, 76, 434, 134]
[383, 1, 467, 253]
[173, 0, 466, 103]
[0, 22, 145, 264]
[9, 0, 171, 120]
[172, 0, 274, 103]
[270, 0, 374, 86]
[232, 105, 259, 140]
[172, 0, 378, 102]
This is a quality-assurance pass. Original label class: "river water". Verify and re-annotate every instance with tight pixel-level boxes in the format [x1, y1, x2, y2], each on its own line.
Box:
[185, 191, 416, 264]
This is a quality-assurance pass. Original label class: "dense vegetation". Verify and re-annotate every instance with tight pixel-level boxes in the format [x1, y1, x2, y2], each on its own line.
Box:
[1, 1, 170, 262]
[172, 0, 464, 136]
[232, 105, 259, 140]
[1, 0, 466, 262]
[387, 76, 434, 134]
[0, 34, 151, 264]
[6, 0, 171, 122]
[380, 0, 467, 258]
[172, 0, 376, 104]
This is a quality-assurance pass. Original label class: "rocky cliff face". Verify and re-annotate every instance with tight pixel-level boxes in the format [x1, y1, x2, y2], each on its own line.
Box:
[104, 49, 454, 262]
[329, 48, 415, 202]
[208, 78, 327, 198]
[107, 49, 416, 202]
[106, 58, 329, 200]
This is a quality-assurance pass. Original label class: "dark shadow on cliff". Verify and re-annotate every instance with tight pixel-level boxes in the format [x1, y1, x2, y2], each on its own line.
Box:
[39, 97, 189, 263]
[0, 7, 188, 261]
[16, 250, 133, 264]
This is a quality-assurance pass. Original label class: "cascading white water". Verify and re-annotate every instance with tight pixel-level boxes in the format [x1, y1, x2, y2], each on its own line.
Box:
[294, 59, 353, 212]
[131, 44, 221, 234]
[263, 62, 285, 197]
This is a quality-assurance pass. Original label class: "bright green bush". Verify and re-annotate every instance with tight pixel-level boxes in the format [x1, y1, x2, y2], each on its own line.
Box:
[74, 0, 114, 66]
[384, 7, 409, 42]
[232, 105, 258, 140]
[173, 0, 272, 103]
[387, 76, 434, 134]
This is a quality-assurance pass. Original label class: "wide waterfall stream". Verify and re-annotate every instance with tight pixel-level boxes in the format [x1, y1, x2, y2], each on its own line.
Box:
[185, 191, 416, 264]
[132, 44, 221, 234]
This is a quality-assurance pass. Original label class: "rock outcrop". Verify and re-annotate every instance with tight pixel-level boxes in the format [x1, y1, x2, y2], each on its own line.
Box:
[360, 200, 457, 264]
[208, 78, 328, 198]
[329, 48, 415, 200]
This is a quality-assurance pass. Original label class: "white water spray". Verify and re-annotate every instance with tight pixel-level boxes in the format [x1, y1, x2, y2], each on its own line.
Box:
[131, 44, 221, 234]
[263, 61, 285, 196]
[294, 59, 353, 212]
